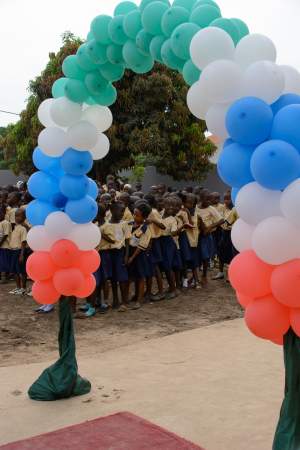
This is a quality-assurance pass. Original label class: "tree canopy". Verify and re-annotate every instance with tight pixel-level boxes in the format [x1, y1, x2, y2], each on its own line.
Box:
[0, 32, 216, 182]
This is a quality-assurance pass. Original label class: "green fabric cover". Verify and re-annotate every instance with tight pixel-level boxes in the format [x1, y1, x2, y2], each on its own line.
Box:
[28, 297, 91, 401]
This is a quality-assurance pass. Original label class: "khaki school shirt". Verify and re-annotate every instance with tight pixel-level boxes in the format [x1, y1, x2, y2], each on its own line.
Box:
[9, 224, 27, 250]
[0, 220, 12, 249]
[130, 224, 151, 251]
[99, 222, 131, 250]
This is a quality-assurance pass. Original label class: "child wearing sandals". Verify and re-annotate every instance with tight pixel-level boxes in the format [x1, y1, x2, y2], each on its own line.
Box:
[8, 208, 28, 295]
[0, 207, 11, 284]
[182, 193, 201, 289]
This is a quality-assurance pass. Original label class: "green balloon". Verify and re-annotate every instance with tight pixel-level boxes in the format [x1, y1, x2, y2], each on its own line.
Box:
[150, 35, 166, 62]
[91, 15, 112, 45]
[231, 18, 249, 39]
[182, 59, 201, 85]
[192, 0, 220, 13]
[85, 71, 108, 96]
[123, 10, 142, 39]
[123, 40, 146, 67]
[52, 78, 68, 98]
[130, 57, 154, 74]
[77, 44, 98, 71]
[172, 0, 197, 11]
[93, 83, 117, 106]
[107, 44, 124, 65]
[64, 79, 89, 103]
[136, 29, 153, 55]
[114, 1, 137, 16]
[62, 56, 86, 81]
[161, 39, 185, 71]
[190, 4, 221, 27]
[210, 18, 240, 45]
[86, 31, 94, 41]
[140, 0, 170, 13]
[142, 1, 170, 35]
[161, 6, 189, 37]
[108, 15, 128, 45]
[85, 97, 97, 105]
[99, 61, 125, 82]
[86, 39, 108, 65]
[171, 23, 199, 60]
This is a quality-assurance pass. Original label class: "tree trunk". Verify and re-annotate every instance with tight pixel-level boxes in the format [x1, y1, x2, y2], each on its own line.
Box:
[273, 328, 300, 449]
[28, 296, 91, 401]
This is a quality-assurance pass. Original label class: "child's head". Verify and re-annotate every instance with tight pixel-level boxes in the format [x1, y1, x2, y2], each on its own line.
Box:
[171, 196, 182, 214]
[0, 207, 6, 222]
[22, 191, 33, 205]
[134, 201, 152, 225]
[224, 192, 233, 209]
[123, 183, 132, 194]
[109, 188, 117, 201]
[132, 191, 144, 199]
[110, 201, 125, 222]
[129, 195, 140, 213]
[210, 192, 221, 205]
[99, 193, 111, 210]
[0, 191, 8, 204]
[163, 197, 176, 217]
[156, 196, 164, 211]
[118, 192, 130, 207]
[183, 193, 197, 211]
[199, 189, 210, 208]
[7, 192, 21, 208]
[15, 208, 26, 225]
[144, 194, 156, 209]
[135, 182, 142, 191]
[95, 204, 106, 223]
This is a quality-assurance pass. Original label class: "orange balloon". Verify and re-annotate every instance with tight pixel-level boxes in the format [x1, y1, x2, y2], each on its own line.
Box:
[50, 239, 80, 268]
[290, 309, 300, 337]
[27, 251, 57, 281]
[271, 335, 284, 346]
[32, 280, 60, 305]
[229, 250, 273, 298]
[236, 291, 253, 308]
[271, 260, 300, 308]
[245, 295, 290, 340]
[76, 250, 101, 275]
[74, 274, 96, 299]
[53, 268, 85, 296]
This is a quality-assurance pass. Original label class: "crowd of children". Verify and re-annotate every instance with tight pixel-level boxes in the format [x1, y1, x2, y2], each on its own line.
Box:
[0, 177, 238, 317]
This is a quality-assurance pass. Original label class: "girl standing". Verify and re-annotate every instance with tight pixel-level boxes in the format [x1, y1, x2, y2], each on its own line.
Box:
[8, 208, 28, 295]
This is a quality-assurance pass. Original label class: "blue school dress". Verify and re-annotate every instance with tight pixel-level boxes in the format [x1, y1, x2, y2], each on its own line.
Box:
[94, 250, 112, 287]
[128, 223, 153, 280]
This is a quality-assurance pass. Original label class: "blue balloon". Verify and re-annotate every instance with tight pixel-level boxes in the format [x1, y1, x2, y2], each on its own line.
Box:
[32, 148, 62, 176]
[87, 179, 99, 199]
[271, 104, 300, 152]
[223, 138, 234, 148]
[65, 196, 98, 224]
[271, 94, 300, 115]
[231, 187, 240, 205]
[26, 200, 59, 226]
[28, 171, 60, 202]
[61, 149, 93, 176]
[52, 193, 68, 209]
[250, 139, 300, 190]
[226, 97, 273, 146]
[217, 142, 254, 188]
[60, 174, 89, 200]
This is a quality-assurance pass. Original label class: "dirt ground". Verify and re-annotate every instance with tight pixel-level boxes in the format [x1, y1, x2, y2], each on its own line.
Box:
[0, 276, 243, 368]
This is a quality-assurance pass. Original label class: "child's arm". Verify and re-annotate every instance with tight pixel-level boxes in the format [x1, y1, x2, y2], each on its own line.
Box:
[124, 239, 130, 265]
[19, 241, 26, 263]
[102, 233, 116, 244]
[0, 235, 8, 247]
[147, 217, 166, 230]
[127, 247, 141, 265]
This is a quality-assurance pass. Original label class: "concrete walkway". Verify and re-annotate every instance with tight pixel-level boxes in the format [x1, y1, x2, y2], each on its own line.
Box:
[0, 319, 284, 450]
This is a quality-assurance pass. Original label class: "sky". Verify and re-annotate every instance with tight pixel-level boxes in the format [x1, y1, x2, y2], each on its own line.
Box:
[0, 0, 299, 127]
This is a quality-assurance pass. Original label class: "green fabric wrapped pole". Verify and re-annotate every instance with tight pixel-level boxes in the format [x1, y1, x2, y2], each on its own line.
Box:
[273, 329, 300, 450]
[28, 297, 91, 401]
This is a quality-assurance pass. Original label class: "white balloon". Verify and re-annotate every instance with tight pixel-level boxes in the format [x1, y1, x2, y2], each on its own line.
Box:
[67, 121, 98, 151]
[281, 65, 300, 95]
[90, 133, 110, 160]
[205, 103, 230, 140]
[81, 105, 113, 132]
[236, 182, 282, 226]
[280, 179, 300, 227]
[27, 226, 56, 251]
[241, 61, 285, 104]
[45, 212, 74, 239]
[37, 99, 56, 127]
[186, 81, 212, 119]
[252, 217, 300, 265]
[38, 127, 69, 156]
[50, 97, 82, 127]
[231, 219, 255, 253]
[190, 27, 235, 71]
[235, 34, 277, 68]
[199, 60, 243, 103]
[68, 223, 101, 250]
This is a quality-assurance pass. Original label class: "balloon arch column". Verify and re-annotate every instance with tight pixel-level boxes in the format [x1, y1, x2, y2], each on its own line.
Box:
[26, 0, 300, 447]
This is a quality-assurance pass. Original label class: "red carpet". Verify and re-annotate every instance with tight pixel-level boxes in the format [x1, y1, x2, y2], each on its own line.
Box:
[0, 412, 204, 450]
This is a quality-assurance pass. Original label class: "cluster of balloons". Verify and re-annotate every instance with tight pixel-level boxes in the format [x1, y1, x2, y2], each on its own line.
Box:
[27, 239, 100, 305]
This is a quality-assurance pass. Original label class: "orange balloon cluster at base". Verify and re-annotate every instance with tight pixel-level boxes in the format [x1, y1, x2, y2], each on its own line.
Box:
[27, 239, 100, 305]
[229, 250, 300, 346]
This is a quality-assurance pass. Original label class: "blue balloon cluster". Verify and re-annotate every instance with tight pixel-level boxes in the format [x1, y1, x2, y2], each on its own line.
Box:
[27, 148, 98, 226]
[218, 96, 300, 196]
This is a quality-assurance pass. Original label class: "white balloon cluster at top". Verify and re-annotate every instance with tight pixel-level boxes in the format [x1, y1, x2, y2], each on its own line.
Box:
[187, 28, 300, 140]
[37, 97, 113, 160]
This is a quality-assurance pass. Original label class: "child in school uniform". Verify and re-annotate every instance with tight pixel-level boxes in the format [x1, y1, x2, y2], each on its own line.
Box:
[127, 201, 153, 310]
[0, 207, 12, 284]
[8, 208, 28, 295]
[5, 192, 21, 227]
[209, 192, 226, 262]
[182, 193, 201, 288]
[118, 192, 134, 223]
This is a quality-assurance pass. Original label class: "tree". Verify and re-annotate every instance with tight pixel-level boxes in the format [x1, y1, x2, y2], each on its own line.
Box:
[0, 33, 216, 182]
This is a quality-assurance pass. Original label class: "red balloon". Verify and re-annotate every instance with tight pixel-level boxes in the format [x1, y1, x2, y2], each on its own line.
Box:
[53, 268, 85, 296]
[32, 280, 60, 305]
[74, 274, 96, 299]
[271, 260, 300, 308]
[26, 251, 57, 281]
[290, 309, 300, 337]
[50, 239, 80, 268]
[245, 295, 290, 340]
[75, 250, 100, 275]
[236, 291, 253, 308]
[229, 250, 274, 298]
[271, 335, 284, 346]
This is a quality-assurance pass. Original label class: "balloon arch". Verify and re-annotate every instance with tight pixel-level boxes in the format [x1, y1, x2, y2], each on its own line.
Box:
[26, 0, 300, 447]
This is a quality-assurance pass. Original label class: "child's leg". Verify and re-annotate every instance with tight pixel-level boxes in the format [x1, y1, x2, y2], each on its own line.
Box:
[20, 274, 27, 290]
[120, 281, 129, 305]
[165, 270, 176, 293]
[145, 277, 153, 298]
[155, 265, 164, 295]
[111, 281, 119, 309]
[15, 274, 21, 289]
[174, 270, 181, 290]
[202, 260, 209, 286]
[130, 279, 144, 309]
